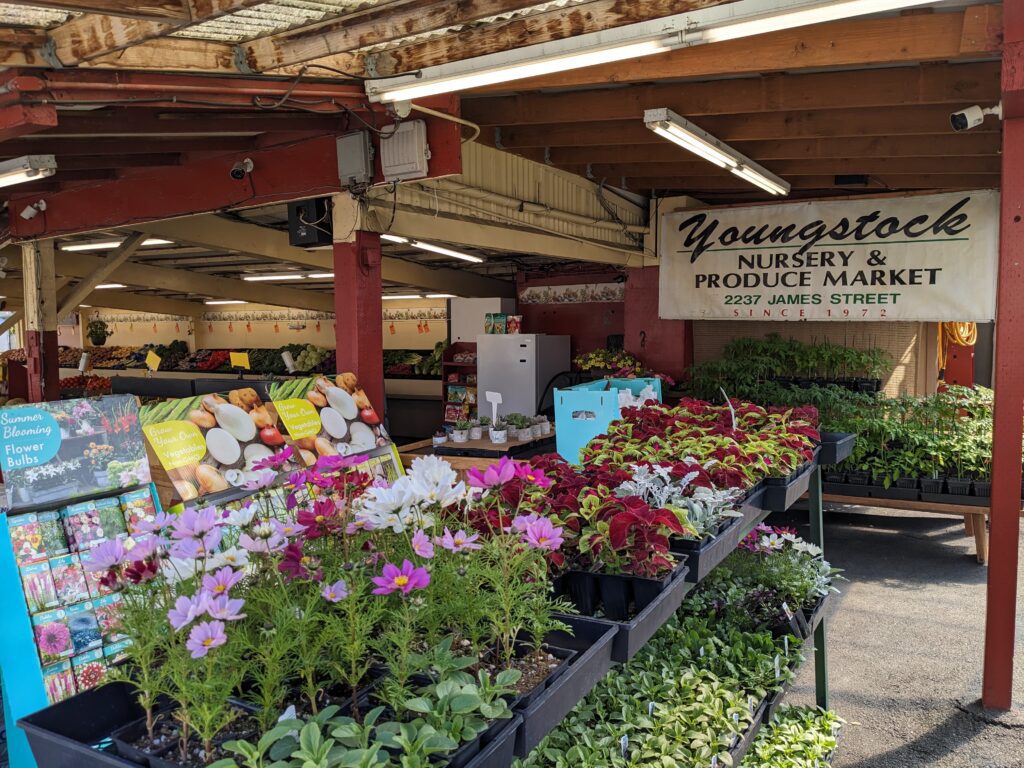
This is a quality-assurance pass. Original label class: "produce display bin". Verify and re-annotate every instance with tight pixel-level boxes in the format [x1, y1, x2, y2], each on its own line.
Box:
[513, 618, 617, 756]
[553, 378, 663, 464]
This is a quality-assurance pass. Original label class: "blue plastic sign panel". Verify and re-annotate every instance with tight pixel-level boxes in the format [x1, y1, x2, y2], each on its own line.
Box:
[0, 408, 61, 471]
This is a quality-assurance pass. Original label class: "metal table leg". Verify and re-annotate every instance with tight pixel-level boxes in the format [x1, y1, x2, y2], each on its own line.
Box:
[808, 465, 830, 709]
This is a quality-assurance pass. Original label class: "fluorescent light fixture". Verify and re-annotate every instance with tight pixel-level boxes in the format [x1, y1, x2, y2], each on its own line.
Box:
[380, 234, 409, 244]
[94, 283, 126, 289]
[0, 155, 56, 189]
[703, 0, 934, 42]
[366, 0, 934, 102]
[60, 238, 173, 252]
[644, 108, 790, 196]
[205, 299, 248, 305]
[308, 272, 335, 279]
[243, 273, 305, 282]
[371, 39, 670, 102]
[383, 294, 422, 300]
[426, 294, 457, 299]
[409, 241, 483, 263]
[79, 304, 91, 307]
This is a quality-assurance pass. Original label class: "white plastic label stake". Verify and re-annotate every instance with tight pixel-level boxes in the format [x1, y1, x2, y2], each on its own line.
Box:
[719, 387, 736, 430]
[485, 390, 503, 424]
[699, 646, 705, 658]
[711, 755, 718, 768]
[648, 702, 655, 716]
[784, 636, 789, 656]
[782, 601, 794, 619]
[774, 654, 781, 679]
[620, 735, 629, 758]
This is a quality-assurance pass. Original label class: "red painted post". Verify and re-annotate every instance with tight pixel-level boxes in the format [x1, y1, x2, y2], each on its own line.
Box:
[983, 6, 1024, 709]
[333, 232, 385, 416]
[944, 342, 976, 386]
[623, 266, 690, 381]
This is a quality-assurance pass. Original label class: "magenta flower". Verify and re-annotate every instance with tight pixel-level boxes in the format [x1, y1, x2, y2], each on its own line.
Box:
[411, 529, 435, 559]
[510, 513, 541, 533]
[167, 594, 207, 632]
[437, 527, 481, 553]
[204, 595, 246, 622]
[321, 579, 349, 602]
[170, 506, 219, 540]
[514, 463, 553, 489]
[238, 529, 285, 554]
[465, 456, 517, 489]
[372, 560, 430, 595]
[186, 620, 227, 659]
[169, 527, 222, 560]
[522, 517, 564, 552]
[242, 469, 277, 491]
[316, 454, 368, 473]
[252, 445, 294, 471]
[36, 622, 71, 655]
[127, 535, 162, 563]
[288, 468, 333, 489]
[202, 567, 244, 597]
[345, 518, 375, 535]
[271, 517, 307, 539]
[134, 511, 175, 534]
[83, 538, 127, 572]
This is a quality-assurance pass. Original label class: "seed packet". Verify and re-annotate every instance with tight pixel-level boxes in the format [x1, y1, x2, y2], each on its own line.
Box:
[120, 487, 158, 535]
[9, 514, 46, 565]
[37, 511, 69, 556]
[103, 638, 132, 666]
[49, 554, 90, 605]
[78, 548, 114, 599]
[20, 561, 60, 614]
[41, 660, 77, 705]
[66, 601, 103, 653]
[93, 594, 125, 641]
[72, 649, 108, 691]
[96, 497, 128, 540]
[33, 609, 74, 664]
[61, 502, 103, 552]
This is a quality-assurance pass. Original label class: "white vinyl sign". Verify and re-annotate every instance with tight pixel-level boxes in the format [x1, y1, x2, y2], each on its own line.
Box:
[658, 190, 998, 321]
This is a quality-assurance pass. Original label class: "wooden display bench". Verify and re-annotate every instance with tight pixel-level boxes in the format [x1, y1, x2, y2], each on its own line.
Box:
[812, 493, 992, 565]
[398, 429, 556, 477]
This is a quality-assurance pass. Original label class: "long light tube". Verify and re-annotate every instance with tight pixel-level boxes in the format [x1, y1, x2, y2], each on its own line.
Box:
[242, 273, 305, 281]
[644, 108, 791, 196]
[205, 299, 247, 305]
[379, 233, 484, 263]
[61, 238, 172, 252]
[383, 294, 422, 300]
[0, 155, 56, 189]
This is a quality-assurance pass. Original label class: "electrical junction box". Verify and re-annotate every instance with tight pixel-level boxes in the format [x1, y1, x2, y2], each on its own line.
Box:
[380, 120, 431, 182]
[337, 131, 373, 188]
[287, 198, 333, 248]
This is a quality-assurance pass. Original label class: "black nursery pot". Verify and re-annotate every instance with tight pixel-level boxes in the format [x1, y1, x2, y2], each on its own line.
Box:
[920, 476, 946, 494]
[973, 480, 992, 498]
[596, 574, 631, 621]
[111, 712, 176, 766]
[947, 477, 973, 496]
[563, 571, 598, 616]
[846, 470, 870, 486]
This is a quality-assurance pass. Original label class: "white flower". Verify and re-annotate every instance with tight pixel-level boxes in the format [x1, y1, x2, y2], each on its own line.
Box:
[207, 547, 250, 570]
[223, 504, 256, 528]
[355, 478, 419, 532]
[760, 534, 787, 551]
[405, 455, 465, 508]
[792, 541, 823, 557]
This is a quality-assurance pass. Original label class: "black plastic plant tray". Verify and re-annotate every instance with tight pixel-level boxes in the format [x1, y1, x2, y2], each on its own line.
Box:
[558, 563, 692, 664]
[463, 715, 522, 768]
[875, 485, 924, 501]
[729, 699, 769, 766]
[513, 617, 618, 757]
[818, 432, 856, 465]
[802, 591, 832, 639]
[19, 681, 148, 768]
[672, 515, 744, 584]
[921, 493, 990, 507]
[761, 461, 816, 513]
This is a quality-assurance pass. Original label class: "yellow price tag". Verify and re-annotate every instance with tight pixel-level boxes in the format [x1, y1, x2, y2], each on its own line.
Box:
[230, 351, 251, 369]
[145, 350, 161, 371]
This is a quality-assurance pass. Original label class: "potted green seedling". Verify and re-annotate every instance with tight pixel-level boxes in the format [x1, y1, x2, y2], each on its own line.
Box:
[452, 420, 472, 443]
[490, 420, 508, 444]
[468, 420, 484, 441]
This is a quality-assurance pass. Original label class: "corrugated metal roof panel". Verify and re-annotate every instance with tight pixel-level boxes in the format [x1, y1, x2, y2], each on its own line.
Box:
[0, 3, 74, 28]
[173, 0, 384, 42]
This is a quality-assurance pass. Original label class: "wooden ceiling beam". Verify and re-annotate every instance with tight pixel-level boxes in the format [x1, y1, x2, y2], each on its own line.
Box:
[569, 157, 1003, 179]
[47, 0, 264, 65]
[242, 0, 566, 72]
[470, 4, 1002, 93]
[490, 105, 998, 148]
[2, 1, 190, 21]
[521, 134, 1003, 165]
[464, 62, 1000, 126]
[621, 175, 1001, 192]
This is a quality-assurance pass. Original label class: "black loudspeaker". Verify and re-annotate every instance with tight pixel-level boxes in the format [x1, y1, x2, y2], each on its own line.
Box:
[287, 198, 333, 247]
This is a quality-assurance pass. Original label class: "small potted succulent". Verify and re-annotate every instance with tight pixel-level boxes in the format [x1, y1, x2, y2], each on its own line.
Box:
[432, 428, 449, 446]
[452, 419, 472, 443]
[468, 419, 484, 441]
[490, 419, 508, 444]
[86, 319, 111, 347]
[530, 416, 545, 440]
[539, 414, 552, 436]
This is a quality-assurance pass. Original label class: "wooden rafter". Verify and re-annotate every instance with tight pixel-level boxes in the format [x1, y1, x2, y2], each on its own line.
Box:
[464, 62, 1001, 126]
[56, 231, 146, 316]
[619, 175, 1000, 192]
[2, 1, 192, 21]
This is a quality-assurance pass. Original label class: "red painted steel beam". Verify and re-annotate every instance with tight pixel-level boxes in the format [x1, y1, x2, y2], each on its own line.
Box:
[983, 2, 1024, 711]
[0, 103, 57, 142]
[334, 232, 385, 415]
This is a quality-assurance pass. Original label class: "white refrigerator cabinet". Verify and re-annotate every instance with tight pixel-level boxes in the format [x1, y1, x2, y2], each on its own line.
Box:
[476, 334, 570, 418]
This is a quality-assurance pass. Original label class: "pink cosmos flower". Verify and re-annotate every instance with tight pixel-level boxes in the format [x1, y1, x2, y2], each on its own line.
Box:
[252, 445, 293, 471]
[372, 560, 430, 595]
[514, 464, 553, 489]
[321, 579, 349, 602]
[204, 595, 246, 622]
[271, 517, 307, 539]
[170, 506, 219, 540]
[83, 538, 127, 572]
[510, 513, 541, 533]
[345, 518, 375, 535]
[127, 535, 162, 563]
[238, 531, 285, 554]
[411, 529, 434, 559]
[167, 593, 207, 632]
[522, 517, 564, 552]
[186, 620, 227, 659]
[169, 528, 222, 560]
[201, 567, 244, 597]
[133, 511, 175, 534]
[437, 527, 481, 553]
[242, 469, 277, 491]
[316, 454, 368, 473]
[465, 456, 517, 489]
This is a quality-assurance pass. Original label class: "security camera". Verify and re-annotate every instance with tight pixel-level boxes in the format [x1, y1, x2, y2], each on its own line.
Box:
[951, 103, 1002, 132]
[19, 200, 46, 220]
[230, 158, 254, 180]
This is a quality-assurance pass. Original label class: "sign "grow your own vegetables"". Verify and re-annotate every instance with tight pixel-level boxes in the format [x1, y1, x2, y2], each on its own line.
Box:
[658, 190, 998, 321]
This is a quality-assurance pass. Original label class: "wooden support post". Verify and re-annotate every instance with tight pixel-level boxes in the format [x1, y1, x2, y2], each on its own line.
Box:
[983, 1, 1024, 708]
[333, 230, 385, 416]
[20, 240, 58, 402]
[0, 309, 23, 337]
[56, 231, 146, 317]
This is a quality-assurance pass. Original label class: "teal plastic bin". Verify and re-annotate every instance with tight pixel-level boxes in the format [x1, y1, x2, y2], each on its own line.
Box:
[554, 378, 663, 464]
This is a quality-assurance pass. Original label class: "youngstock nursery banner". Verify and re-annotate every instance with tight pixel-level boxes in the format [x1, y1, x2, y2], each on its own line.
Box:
[658, 190, 998, 321]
